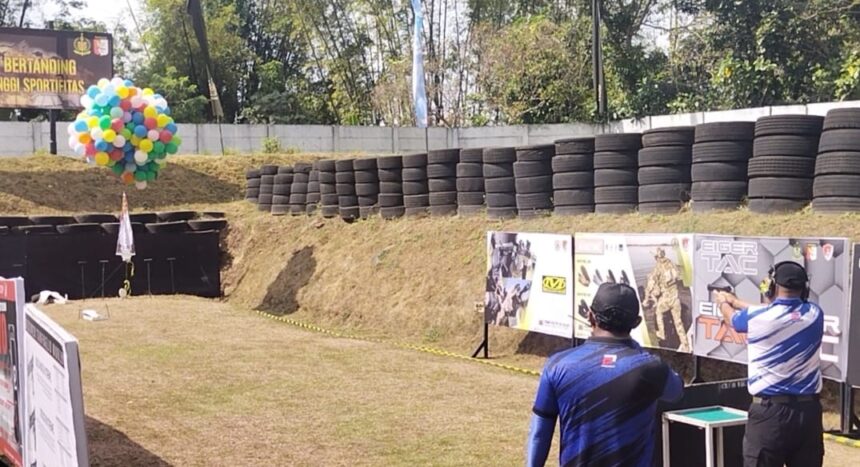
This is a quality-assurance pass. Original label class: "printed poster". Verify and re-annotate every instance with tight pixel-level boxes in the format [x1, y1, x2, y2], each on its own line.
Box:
[0, 278, 25, 466]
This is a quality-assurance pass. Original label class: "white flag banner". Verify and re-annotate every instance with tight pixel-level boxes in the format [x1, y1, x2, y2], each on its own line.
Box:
[411, 0, 428, 128]
[116, 192, 135, 262]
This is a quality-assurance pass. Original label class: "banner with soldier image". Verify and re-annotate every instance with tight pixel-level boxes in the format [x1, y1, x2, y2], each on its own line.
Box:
[692, 235, 850, 382]
[484, 232, 573, 338]
[574, 233, 694, 352]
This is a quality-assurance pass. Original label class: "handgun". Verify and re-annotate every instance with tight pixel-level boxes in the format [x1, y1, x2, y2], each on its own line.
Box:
[707, 285, 734, 294]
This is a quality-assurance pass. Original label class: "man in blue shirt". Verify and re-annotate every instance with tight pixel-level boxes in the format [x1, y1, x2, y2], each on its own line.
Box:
[715, 261, 824, 467]
[526, 282, 684, 467]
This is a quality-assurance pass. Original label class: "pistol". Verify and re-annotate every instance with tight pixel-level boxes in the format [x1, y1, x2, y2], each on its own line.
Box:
[707, 285, 734, 294]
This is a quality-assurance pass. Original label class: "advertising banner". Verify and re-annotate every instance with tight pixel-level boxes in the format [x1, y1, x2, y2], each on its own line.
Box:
[484, 232, 573, 338]
[22, 305, 88, 467]
[692, 235, 850, 382]
[846, 244, 860, 388]
[0, 28, 113, 109]
[0, 278, 25, 466]
[574, 233, 695, 352]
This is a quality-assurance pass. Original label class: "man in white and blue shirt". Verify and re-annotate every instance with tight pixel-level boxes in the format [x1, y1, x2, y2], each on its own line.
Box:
[716, 261, 824, 467]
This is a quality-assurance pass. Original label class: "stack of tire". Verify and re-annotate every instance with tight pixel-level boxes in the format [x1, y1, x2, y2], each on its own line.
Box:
[483, 147, 517, 219]
[318, 159, 339, 218]
[354, 158, 380, 219]
[813, 108, 860, 212]
[245, 168, 261, 203]
[638, 127, 694, 214]
[551, 138, 595, 215]
[377, 156, 405, 219]
[593, 134, 641, 213]
[514, 145, 554, 218]
[336, 159, 359, 221]
[271, 166, 293, 216]
[402, 153, 430, 217]
[306, 162, 321, 215]
[456, 148, 485, 216]
[289, 163, 311, 216]
[747, 115, 823, 213]
[427, 149, 460, 216]
[258, 165, 278, 212]
[691, 122, 755, 212]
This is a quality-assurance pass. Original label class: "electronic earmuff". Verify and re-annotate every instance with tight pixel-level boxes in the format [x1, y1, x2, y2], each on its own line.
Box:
[761, 261, 810, 301]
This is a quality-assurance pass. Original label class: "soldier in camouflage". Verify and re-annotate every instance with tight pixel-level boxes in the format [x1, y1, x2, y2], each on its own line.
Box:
[643, 248, 689, 352]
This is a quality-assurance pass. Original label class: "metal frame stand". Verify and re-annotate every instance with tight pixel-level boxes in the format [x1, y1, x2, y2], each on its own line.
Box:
[838, 383, 859, 436]
[471, 322, 489, 359]
[167, 257, 177, 293]
[691, 355, 705, 384]
[77, 260, 87, 298]
[99, 260, 109, 298]
[144, 258, 153, 295]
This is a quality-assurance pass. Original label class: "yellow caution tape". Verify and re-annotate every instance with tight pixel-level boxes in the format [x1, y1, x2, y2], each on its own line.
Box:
[823, 433, 860, 449]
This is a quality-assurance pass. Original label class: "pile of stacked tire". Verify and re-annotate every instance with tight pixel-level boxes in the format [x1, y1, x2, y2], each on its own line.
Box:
[336, 159, 359, 221]
[456, 148, 485, 216]
[482, 147, 517, 219]
[245, 168, 261, 203]
[305, 162, 321, 215]
[691, 122, 754, 212]
[318, 159, 339, 218]
[377, 155, 405, 219]
[354, 158, 380, 219]
[271, 166, 293, 216]
[514, 145, 554, 218]
[551, 138, 595, 215]
[427, 149, 460, 216]
[402, 153, 430, 216]
[813, 108, 860, 212]
[747, 116, 823, 212]
[257, 165, 278, 212]
[638, 127, 694, 214]
[289, 163, 312, 216]
[593, 134, 641, 213]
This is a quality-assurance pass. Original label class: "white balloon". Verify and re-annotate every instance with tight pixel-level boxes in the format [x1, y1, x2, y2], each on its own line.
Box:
[134, 150, 148, 164]
[90, 128, 103, 140]
[113, 135, 126, 147]
[67, 136, 77, 148]
[80, 95, 93, 108]
[135, 181, 147, 190]
[74, 144, 86, 156]
[155, 98, 168, 109]
[111, 77, 124, 87]
[147, 129, 159, 141]
[125, 162, 137, 173]
[66, 123, 76, 135]
[130, 96, 143, 108]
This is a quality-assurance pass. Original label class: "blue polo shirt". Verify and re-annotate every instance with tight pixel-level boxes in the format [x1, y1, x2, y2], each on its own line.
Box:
[533, 336, 683, 467]
[732, 298, 823, 396]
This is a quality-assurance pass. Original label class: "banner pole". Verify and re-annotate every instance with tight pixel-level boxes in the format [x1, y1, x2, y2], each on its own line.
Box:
[471, 321, 489, 359]
[691, 355, 704, 384]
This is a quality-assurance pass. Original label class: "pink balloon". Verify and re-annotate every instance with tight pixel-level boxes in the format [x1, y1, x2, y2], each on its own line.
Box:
[144, 117, 157, 130]
[159, 130, 173, 143]
[122, 111, 133, 123]
[85, 142, 96, 156]
[119, 99, 132, 111]
[111, 119, 124, 132]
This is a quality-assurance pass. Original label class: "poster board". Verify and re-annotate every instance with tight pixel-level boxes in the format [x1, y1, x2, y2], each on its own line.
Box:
[0, 278, 25, 466]
[847, 244, 860, 388]
[692, 235, 850, 382]
[484, 232, 573, 338]
[574, 233, 695, 352]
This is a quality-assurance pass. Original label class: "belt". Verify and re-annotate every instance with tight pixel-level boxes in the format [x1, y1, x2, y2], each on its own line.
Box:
[753, 394, 819, 404]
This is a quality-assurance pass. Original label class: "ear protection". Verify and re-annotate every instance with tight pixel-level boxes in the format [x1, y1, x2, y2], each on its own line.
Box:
[761, 261, 810, 301]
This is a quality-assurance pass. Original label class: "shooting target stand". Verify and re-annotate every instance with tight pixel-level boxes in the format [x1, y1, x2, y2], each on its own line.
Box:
[835, 383, 860, 437]
[471, 322, 489, 359]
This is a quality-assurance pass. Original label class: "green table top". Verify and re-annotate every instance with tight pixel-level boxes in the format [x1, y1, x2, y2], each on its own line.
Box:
[678, 407, 747, 423]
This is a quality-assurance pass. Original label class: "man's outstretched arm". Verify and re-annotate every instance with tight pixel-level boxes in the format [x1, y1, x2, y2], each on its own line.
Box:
[525, 413, 555, 467]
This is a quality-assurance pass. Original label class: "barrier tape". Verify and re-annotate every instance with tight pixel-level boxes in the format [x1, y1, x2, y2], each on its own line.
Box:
[254, 310, 540, 377]
[824, 433, 860, 449]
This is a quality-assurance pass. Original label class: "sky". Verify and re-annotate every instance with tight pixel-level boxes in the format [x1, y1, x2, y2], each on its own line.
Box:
[35, 0, 144, 30]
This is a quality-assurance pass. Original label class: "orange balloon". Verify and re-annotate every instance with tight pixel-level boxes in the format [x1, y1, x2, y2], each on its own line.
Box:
[78, 133, 91, 144]
[121, 172, 134, 184]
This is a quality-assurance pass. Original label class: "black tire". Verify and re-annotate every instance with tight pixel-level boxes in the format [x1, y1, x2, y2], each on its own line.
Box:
[338, 195, 359, 207]
[555, 137, 594, 155]
[336, 184, 356, 196]
[402, 167, 428, 181]
[594, 186, 637, 204]
[359, 206, 378, 218]
[429, 204, 458, 216]
[28, 215, 75, 225]
[553, 190, 595, 206]
[487, 207, 518, 219]
[245, 168, 261, 178]
[307, 193, 321, 203]
[595, 204, 637, 214]
[748, 198, 808, 213]
[188, 219, 228, 231]
[482, 147, 517, 163]
[691, 181, 747, 201]
[274, 174, 294, 185]
[277, 166, 293, 174]
[513, 161, 551, 178]
[691, 162, 747, 182]
[484, 177, 515, 193]
[456, 177, 485, 192]
[335, 159, 354, 172]
[358, 196, 378, 207]
[404, 194, 430, 208]
[483, 163, 514, 178]
[812, 197, 860, 213]
[15, 225, 56, 235]
[429, 191, 457, 206]
[247, 178, 261, 188]
[318, 172, 336, 184]
[203, 211, 225, 219]
[261, 175, 276, 185]
[353, 158, 378, 171]
[57, 223, 103, 234]
[260, 165, 278, 175]
[593, 151, 637, 169]
[145, 221, 189, 234]
[753, 135, 820, 158]
[553, 172, 593, 190]
[823, 109, 860, 130]
[638, 201, 685, 214]
[515, 176, 552, 194]
[258, 194, 273, 204]
[307, 182, 320, 193]
[404, 207, 428, 217]
[306, 204, 319, 215]
[515, 144, 554, 162]
[320, 194, 339, 205]
[427, 164, 457, 178]
[259, 184, 274, 195]
[378, 194, 403, 208]
[692, 201, 741, 213]
[749, 156, 815, 178]
[402, 181, 428, 195]
[459, 148, 484, 163]
[290, 182, 309, 194]
[378, 168, 402, 182]
[552, 154, 593, 172]
[335, 172, 355, 184]
[319, 184, 336, 195]
[638, 166, 691, 185]
[456, 163, 483, 178]
[755, 115, 824, 137]
[354, 170, 378, 184]
[380, 206, 406, 219]
[340, 206, 360, 220]
[156, 211, 197, 222]
[638, 147, 692, 167]
[694, 122, 755, 143]
[458, 205, 485, 216]
[317, 159, 336, 172]
[129, 213, 158, 224]
[272, 195, 290, 205]
[355, 183, 379, 196]
[319, 206, 338, 218]
[0, 216, 30, 227]
[379, 182, 403, 194]
[485, 192, 516, 207]
[457, 192, 484, 205]
[638, 183, 691, 203]
[101, 222, 145, 235]
[691, 141, 752, 163]
[595, 133, 642, 152]
[813, 175, 860, 198]
[642, 127, 695, 147]
[74, 213, 117, 223]
[818, 129, 860, 153]
[377, 156, 403, 170]
[594, 169, 637, 187]
[402, 153, 428, 167]
[554, 205, 594, 215]
[427, 149, 460, 165]
[294, 163, 312, 173]
[815, 152, 860, 176]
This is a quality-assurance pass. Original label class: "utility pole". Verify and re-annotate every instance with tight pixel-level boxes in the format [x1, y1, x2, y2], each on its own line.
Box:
[592, 0, 607, 120]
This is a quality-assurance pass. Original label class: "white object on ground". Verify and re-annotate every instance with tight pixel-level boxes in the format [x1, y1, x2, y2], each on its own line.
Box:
[35, 290, 68, 305]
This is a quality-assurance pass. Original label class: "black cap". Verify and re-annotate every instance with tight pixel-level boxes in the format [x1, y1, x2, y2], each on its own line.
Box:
[774, 262, 808, 290]
[590, 283, 640, 331]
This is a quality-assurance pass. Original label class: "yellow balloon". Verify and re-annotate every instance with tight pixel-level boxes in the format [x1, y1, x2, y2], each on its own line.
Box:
[86, 116, 99, 128]
[130, 135, 141, 145]
[117, 86, 129, 98]
[78, 133, 91, 144]
[156, 114, 170, 127]
[102, 129, 116, 143]
[143, 88, 154, 96]
[139, 139, 153, 152]
[94, 152, 109, 166]
[143, 106, 157, 118]
[97, 78, 110, 89]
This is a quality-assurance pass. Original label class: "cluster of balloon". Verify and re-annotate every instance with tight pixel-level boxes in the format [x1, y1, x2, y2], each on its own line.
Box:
[67, 77, 181, 190]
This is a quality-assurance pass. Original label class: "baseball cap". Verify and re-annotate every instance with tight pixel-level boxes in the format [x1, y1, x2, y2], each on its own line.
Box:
[774, 262, 808, 289]
[590, 283, 640, 329]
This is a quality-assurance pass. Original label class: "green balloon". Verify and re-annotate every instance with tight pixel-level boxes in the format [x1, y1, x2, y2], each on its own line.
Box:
[153, 141, 165, 153]
[121, 128, 132, 139]
[146, 170, 156, 181]
[134, 170, 146, 182]
[165, 142, 178, 154]
[172, 135, 182, 146]
[99, 115, 111, 130]
[111, 163, 124, 175]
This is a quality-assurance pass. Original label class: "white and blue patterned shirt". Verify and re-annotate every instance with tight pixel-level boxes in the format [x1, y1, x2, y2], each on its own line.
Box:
[732, 298, 823, 396]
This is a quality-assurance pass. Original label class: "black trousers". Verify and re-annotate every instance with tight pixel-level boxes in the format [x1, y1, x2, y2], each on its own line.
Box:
[743, 398, 824, 467]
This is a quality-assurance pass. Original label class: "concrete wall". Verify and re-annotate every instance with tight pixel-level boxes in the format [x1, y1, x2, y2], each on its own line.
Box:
[4, 100, 859, 156]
